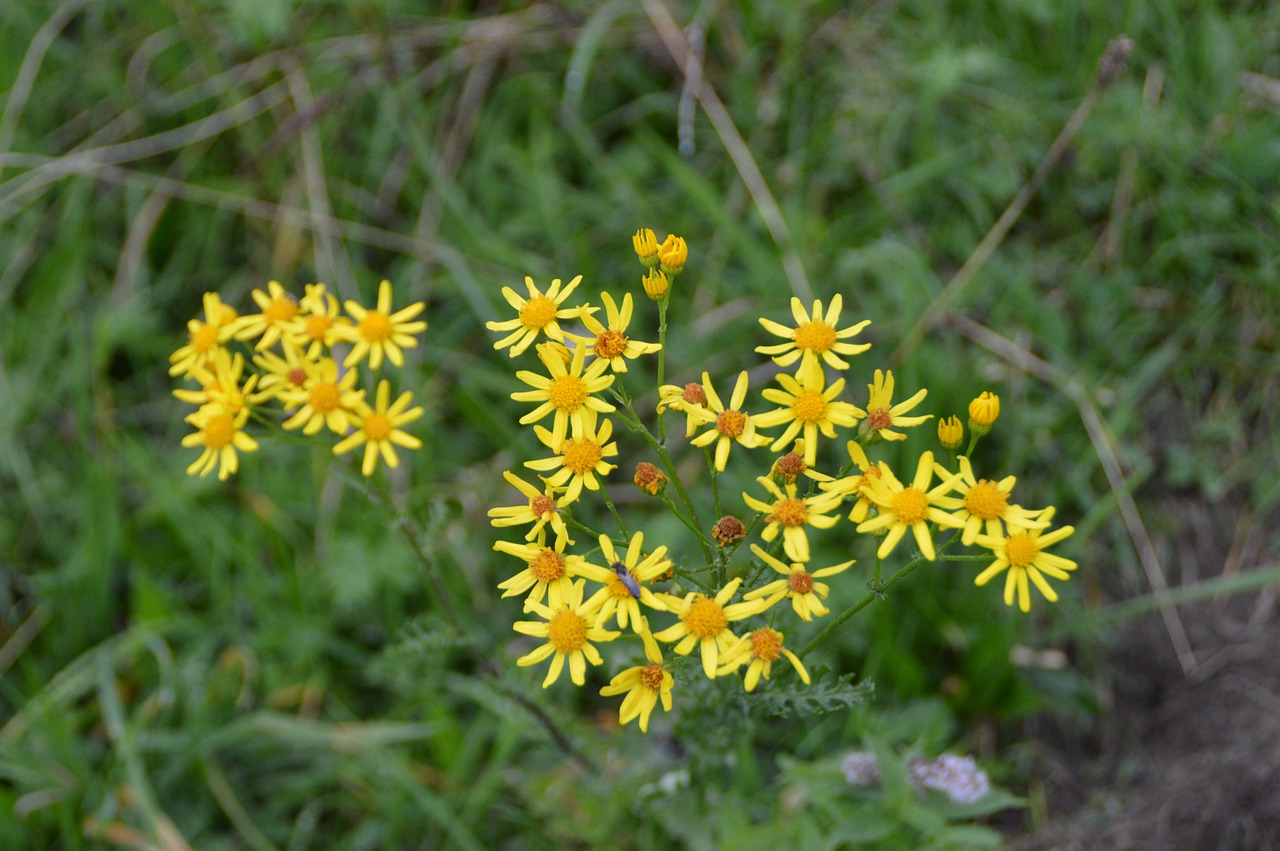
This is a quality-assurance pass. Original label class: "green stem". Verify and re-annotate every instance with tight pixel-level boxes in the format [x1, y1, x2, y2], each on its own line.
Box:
[873, 550, 882, 589]
[599, 483, 629, 540]
[796, 557, 926, 659]
[704, 446, 722, 520]
[656, 298, 669, 444]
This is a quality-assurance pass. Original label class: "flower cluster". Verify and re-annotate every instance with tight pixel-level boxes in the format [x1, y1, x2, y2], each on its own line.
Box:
[171, 280, 427, 480]
[488, 231, 1079, 733]
[842, 750, 991, 805]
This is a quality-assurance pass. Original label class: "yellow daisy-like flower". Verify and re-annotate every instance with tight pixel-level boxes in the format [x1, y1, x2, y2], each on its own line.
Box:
[173, 349, 258, 416]
[487, 471, 574, 548]
[486, 275, 594, 358]
[743, 544, 854, 621]
[742, 476, 843, 563]
[182, 405, 258, 481]
[285, 283, 351, 360]
[278, 357, 365, 436]
[820, 440, 882, 523]
[754, 358, 862, 465]
[511, 342, 616, 449]
[579, 532, 671, 634]
[932, 456, 1049, 545]
[250, 345, 312, 404]
[232, 280, 300, 351]
[599, 634, 673, 733]
[632, 228, 660, 269]
[973, 508, 1076, 612]
[652, 578, 770, 678]
[524, 413, 619, 503]
[494, 533, 588, 611]
[855, 451, 965, 561]
[689, 371, 771, 472]
[856, 369, 932, 443]
[169, 291, 239, 377]
[340, 280, 427, 369]
[570, 292, 661, 373]
[657, 380, 714, 438]
[513, 579, 620, 688]
[332, 380, 424, 476]
[755, 294, 872, 370]
[717, 627, 809, 692]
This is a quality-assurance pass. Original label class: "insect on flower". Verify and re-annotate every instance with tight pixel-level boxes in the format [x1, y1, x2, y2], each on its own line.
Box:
[611, 561, 642, 598]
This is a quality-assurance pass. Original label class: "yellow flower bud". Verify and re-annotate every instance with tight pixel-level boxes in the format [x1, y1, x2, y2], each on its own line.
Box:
[937, 415, 964, 450]
[641, 269, 669, 302]
[658, 234, 687, 276]
[968, 391, 1000, 436]
[633, 228, 659, 268]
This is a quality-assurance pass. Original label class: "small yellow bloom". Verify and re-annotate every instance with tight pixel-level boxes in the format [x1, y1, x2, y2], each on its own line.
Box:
[285, 283, 351, 359]
[278, 357, 365, 436]
[486, 275, 594, 357]
[652, 578, 770, 678]
[756, 295, 872, 371]
[741, 476, 843, 563]
[932, 456, 1048, 545]
[487, 470, 574, 548]
[658, 234, 687, 276]
[855, 452, 965, 560]
[937, 416, 964, 450]
[819, 441, 882, 523]
[855, 369, 932, 443]
[968, 391, 1001, 435]
[182, 405, 258, 481]
[231, 281, 300, 350]
[641, 269, 669, 301]
[754, 358, 862, 465]
[513, 579, 619, 688]
[632, 228, 660, 268]
[494, 533, 588, 611]
[571, 292, 661, 373]
[524, 413, 619, 503]
[169, 291, 239, 377]
[973, 508, 1076, 612]
[331, 380, 424, 476]
[511, 342, 616, 449]
[339, 280, 427, 369]
[657, 380, 713, 438]
[173, 349, 258, 416]
[599, 635, 673, 733]
[717, 627, 809, 692]
[250, 345, 312, 404]
[579, 532, 672, 634]
[689, 371, 771, 472]
[743, 544, 854, 621]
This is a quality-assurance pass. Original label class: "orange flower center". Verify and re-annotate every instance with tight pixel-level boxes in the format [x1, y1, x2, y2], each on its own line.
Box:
[964, 481, 1008, 520]
[529, 548, 566, 583]
[892, 487, 928, 523]
[682, 383, 706, 405]
[788, 570, 814, 594]
[203, 413, 235, 449]
[561, 438, 602, 474]
[716, 409, 746, 438]
[1006, 533, 1039, 568]
[866, 407, 892, 430]
[359, 311, 393, 342]
[309, 382, 341, 413]
[546, 610, 588, 653]
[530, 494, 557, 517]
[607, 574, 635, 599]
[519, 295, 557, 330]
[639, 663, 666, 690]
[362, 413, 392, 441]
[793, 320, 836, 353]
[595, 329, 628, 360]
[306, 313, 333, 340]
[192, 323, 219, 352]
[287, 367, 308, 386]
[264, 298, 298, 324]
[791, 390, 827, 424]
[684, 596, 728, 639]
[770, 498, 808, 527]
[749, 628, 783, 661]
[547, 375, 586, 412]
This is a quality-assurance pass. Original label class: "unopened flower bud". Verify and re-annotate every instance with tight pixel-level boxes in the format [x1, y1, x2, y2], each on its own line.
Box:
[712, 515, 745, 547]
[641, 269, 669, 302]
[968, 391, 1000, 436]
[633, 461, 669, 495]
[937, 415, 964, 450]
[633, 228, 659, 268]
[658, 234, 687, 276]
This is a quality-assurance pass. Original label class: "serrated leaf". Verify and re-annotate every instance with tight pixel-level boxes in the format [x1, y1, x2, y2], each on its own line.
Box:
[751, 671, 874, 717]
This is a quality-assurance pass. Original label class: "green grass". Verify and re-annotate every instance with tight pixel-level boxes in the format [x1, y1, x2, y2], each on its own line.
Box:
[2, 0, 1278, 847]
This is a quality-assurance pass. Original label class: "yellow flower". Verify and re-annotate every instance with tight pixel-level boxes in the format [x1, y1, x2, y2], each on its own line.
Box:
[494, 533, 587, 611]
[641, 269, 669, 301]
[513, 579, 619, 688]
[856, 369, 932, 443]
[741, 476, 843, 563]
[820, 440, 883, 523]
[169, 291, 239, 377]
[579, 532, 672, 634]
[855, 451, 965, 560]
[331, 380, 424, 476]
[657, 380, 714, 438]
[278, 357, 365, 436]
[688, 371, 771, 472]
[632, 228, 660, 268]
[486, 275, 594, 357]
[968, 391, 1001, 435]
[658, 234, 687, 275]
[487, 471, 574, 548]
[932, 456, 1048, 545]
[232, 281, 300, 350]
[652, 578, 770, 678]
[743, 544, 854, 621]
[182, 405, 258, 481]
[339, 280, 427, 369]
[937, 415, 964, 450]
[524, 413, 618, 503]
[599, 634, 673, 733]
[717, 627, 809, 692]
[754, 358, 862, 465]
[250, 345, 312, 404]
[973, 508, 1076, 612]
[755, 295, 872, 370]
[511, 342, 616, 449]
[173, 349, 258, 416]
[570, 292, 660, 373]
[285, 283, 351, 359]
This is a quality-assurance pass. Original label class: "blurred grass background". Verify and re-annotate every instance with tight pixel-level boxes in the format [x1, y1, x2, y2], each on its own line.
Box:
[1, 0, 1278, 847]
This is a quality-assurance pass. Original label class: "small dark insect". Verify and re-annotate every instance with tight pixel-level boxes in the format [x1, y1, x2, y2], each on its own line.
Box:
[610, 561, 642, 598]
